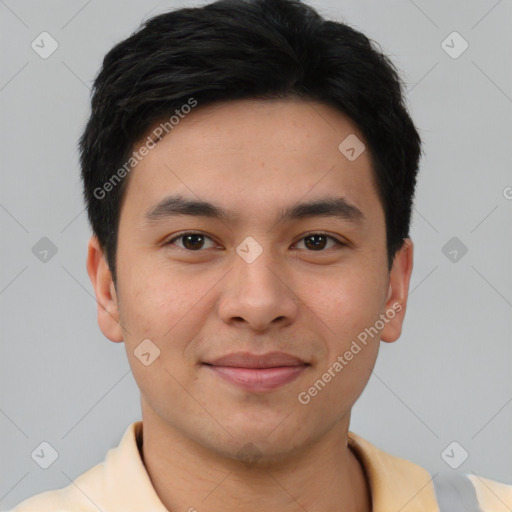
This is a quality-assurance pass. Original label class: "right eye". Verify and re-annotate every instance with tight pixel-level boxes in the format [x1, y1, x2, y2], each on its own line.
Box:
[165, 232, 219, 251]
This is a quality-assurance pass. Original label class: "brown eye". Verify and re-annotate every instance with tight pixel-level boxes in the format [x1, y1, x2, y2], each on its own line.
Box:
[295, 233, 343, 251]
[167, 232, 217, 251]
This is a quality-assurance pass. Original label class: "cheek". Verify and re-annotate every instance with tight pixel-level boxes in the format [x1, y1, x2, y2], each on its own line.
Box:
[118, 271, 203, 406]
[304, 272, 383, 401]
[118, 262, 218, 357]
[118, 268, 179, 339]
[305, 266, 386, 335]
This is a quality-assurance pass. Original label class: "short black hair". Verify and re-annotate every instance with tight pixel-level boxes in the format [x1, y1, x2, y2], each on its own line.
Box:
[80, 0, 422, 285]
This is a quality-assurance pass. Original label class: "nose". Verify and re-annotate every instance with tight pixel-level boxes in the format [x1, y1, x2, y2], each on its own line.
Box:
[217, 248, 299, 332]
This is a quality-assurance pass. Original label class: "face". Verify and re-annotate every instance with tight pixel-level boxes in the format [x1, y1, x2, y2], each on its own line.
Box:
[88, 98, 413, 463]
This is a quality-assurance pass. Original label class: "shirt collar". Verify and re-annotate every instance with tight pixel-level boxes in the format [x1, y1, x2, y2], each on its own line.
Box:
[101, 421, 437, 512]
[347, 431, 438, 511]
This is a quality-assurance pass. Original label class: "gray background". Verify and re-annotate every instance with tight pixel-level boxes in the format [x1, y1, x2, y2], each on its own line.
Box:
[1, 0, 511, 508]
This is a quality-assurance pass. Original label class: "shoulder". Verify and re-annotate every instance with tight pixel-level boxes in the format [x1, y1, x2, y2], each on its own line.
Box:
[348, 431, 512, 511]
[467, 473, 512, 512]
[7, 422, 143, 512]
[6, 461, 105, 512]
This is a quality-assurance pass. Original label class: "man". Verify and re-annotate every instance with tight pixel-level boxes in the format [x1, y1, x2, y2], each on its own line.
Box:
[11, 0, 511, 510]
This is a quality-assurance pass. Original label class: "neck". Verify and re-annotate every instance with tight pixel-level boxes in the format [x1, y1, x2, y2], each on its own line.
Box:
[139, 403, 372, 512]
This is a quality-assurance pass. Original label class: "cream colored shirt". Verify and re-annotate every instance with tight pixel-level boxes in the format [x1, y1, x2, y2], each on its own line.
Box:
[10, 421, 512, 511]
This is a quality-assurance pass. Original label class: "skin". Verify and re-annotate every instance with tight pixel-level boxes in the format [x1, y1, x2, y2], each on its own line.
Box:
[87, 98, 413, 512]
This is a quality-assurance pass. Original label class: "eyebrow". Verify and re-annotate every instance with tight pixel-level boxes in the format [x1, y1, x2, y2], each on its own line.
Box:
[143, 193, 366, 226]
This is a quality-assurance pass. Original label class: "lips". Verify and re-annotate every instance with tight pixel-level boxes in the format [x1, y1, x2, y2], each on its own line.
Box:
[205, 351, 308, 369]
[203, 351, 309, 392]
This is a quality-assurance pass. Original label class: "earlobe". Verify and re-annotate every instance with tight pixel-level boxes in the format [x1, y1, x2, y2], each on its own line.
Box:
[86, 235, 124, 343]
[380, 238, 414, 343]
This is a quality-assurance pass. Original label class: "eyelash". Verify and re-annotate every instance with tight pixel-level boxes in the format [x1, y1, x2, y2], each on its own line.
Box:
[165, 231, 346, 251]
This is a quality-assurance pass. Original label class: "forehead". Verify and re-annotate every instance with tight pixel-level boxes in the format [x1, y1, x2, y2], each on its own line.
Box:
[120, 98, 382, 225]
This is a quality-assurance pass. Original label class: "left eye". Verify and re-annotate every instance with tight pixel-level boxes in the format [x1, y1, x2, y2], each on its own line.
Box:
[294, 233, 343, 251]
[166, 232, 343, 252]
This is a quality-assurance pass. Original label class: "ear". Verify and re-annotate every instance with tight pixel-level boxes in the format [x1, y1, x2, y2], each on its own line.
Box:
[380, 238, 414, 343]
[86, 235, 124, 343]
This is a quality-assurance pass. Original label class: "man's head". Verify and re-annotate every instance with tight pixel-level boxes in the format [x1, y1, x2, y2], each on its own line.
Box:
[80, 0, 421, 286]
[84, 0, 419, 464]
